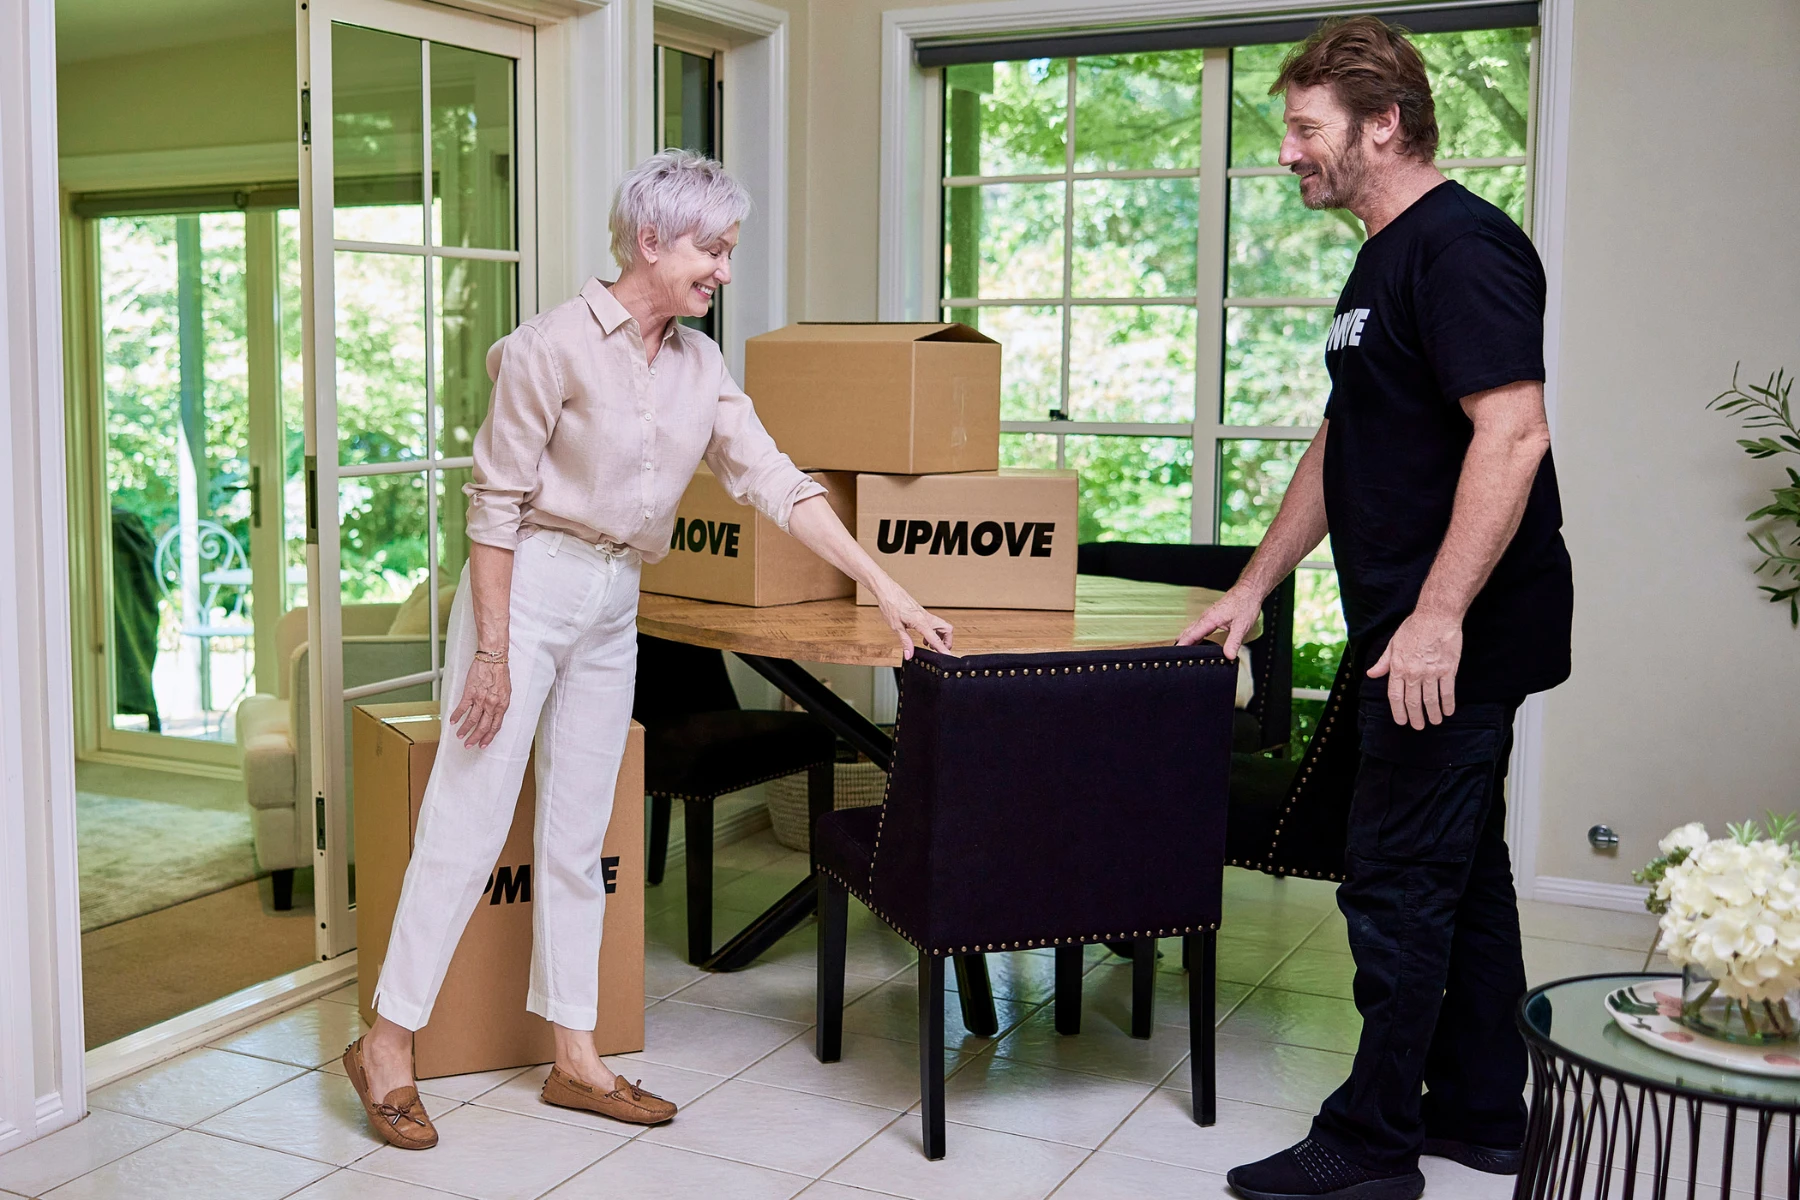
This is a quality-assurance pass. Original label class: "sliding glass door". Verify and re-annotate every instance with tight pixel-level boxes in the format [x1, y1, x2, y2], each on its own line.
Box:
[301, 0, 534, 959]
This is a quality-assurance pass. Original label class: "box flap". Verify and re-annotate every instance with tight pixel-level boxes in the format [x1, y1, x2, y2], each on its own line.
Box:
[750, 322, 996, 346]
[355, 700, 440, 745]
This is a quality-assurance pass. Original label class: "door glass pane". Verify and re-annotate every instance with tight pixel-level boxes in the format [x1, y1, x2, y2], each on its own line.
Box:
[1063, 435, 1192, 543]
[335, 250, 426, 465]
[338, 473, 431, 607]
[658, 46, 716, 155]
[1067, 305, 1196, 423]
[1073, 50, 1203, 171]
[1224, 306, 1332, 426]
[944, 59, 1067, 178]
[1000, 431, 1058, 469]
[438, 466, 476, 596]
[431, 43, 517, 251]
[279, 210, 310, 611]
[98, 212, 259, 742]
[333, 24, 424, 244]
[942, 182, 1064, 300]
[436, 258, 515, 460]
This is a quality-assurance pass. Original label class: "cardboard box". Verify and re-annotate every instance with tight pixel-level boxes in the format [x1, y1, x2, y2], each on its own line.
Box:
[855, 470, 1079, 611]
[354, 703, 645, 1078]
[744, 322, 1001, 475]
[640, 467, 856, 606]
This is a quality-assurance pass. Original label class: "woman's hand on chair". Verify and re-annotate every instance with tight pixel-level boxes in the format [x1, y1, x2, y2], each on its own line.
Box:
[451, 659, 512, 747]
[873, 581, 954, 659]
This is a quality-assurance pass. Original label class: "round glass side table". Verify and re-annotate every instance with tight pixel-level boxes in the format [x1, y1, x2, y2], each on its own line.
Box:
[1518, 974, 1800, 1200]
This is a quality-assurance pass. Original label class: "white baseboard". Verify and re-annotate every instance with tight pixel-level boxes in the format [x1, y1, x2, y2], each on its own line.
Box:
[85, 954, 357, 1089]
[1532, 875, 1651, 914]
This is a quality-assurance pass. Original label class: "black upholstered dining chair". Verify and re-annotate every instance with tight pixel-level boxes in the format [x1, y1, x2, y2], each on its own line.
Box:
[633, 634, 836, 965]
[1225, 638, 1364, 881]
[811, 643, 1238, 1159]
[1077, 541, 1296, 754]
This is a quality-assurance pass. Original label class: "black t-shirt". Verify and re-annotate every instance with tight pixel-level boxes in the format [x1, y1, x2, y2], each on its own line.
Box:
[1321, 180, 1573, 701]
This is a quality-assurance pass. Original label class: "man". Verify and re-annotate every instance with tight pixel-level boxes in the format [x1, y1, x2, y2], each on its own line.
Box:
[1181, 16, 1573, 1200]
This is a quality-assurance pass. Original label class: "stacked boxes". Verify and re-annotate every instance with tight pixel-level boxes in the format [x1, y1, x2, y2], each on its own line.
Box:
[660, 322, 1076, 612]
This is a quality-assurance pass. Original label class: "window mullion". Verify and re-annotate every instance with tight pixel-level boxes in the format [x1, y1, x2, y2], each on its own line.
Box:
[1056, 58, 1076, 467]
[1191, 46, 1231, 545]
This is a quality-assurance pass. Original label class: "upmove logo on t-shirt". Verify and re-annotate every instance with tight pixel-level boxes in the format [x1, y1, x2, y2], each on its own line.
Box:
[1327, 307, 1372, 351]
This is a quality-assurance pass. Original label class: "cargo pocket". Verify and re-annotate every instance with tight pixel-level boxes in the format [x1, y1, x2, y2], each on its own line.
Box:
[1347, 699, 1510, 864]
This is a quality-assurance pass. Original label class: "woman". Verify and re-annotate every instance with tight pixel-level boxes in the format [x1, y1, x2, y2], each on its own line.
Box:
[343, 150, 954, 1149]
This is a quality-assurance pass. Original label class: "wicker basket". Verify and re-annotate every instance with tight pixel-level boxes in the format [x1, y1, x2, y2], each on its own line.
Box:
[765, 759, 888, 851]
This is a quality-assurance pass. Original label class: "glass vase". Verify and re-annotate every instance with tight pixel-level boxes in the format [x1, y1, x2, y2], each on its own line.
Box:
[1679, 966, 1800, 1045]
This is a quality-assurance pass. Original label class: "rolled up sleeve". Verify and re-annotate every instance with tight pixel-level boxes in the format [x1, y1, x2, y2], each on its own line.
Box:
[705, 369, 826, 531]
[464, 326, 566, 548]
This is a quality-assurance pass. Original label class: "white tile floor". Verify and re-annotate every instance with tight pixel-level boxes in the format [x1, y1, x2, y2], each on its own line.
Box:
[1, 830, 1674, 1200]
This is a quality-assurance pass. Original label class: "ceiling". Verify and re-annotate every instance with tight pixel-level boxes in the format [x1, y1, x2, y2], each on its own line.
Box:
[56, 0, 292, 64]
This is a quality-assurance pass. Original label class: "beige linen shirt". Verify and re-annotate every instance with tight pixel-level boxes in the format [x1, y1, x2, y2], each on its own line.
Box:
[465, 279, 825, 561]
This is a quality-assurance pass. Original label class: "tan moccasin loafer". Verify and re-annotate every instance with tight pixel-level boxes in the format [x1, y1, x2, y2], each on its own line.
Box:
[343, 1038, 439, 1150]
[541, 1065, 677, 1125]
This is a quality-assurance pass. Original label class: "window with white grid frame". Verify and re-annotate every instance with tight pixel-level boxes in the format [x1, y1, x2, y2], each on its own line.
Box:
[939, 27, 1536, 746]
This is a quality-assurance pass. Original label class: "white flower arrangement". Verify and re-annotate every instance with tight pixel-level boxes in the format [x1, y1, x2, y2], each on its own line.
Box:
[1638, 815, 1800, 1039]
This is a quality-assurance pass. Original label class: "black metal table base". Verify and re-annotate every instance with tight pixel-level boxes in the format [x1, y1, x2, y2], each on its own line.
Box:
[696, 653, 1000, 1037]
[1520, 1042, 1800, 1200]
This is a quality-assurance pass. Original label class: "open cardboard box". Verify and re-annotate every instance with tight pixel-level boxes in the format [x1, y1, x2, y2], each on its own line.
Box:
[745, 322, 1001, 475]
[353, 703, 645, 1078]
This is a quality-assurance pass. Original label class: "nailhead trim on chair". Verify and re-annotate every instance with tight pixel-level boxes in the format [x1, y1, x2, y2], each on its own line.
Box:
[1257, 662, 1350, 884]
[841, 653, 1233, 955]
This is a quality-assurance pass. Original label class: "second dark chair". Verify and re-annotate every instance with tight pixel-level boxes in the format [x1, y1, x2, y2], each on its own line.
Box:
[634, 634, 837, 965]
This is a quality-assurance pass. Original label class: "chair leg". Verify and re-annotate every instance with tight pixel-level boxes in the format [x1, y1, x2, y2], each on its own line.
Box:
[684, 799, 714, 965]
[951, 954, 998, 1037]
[806, 761, 833, 858]
[1187, 931, 1217, 1126]
[271, 868, 294, 912]
[1054, 944, 1083, 1035]
[816, 874, 848, 1063]
[1130, 936, 1155, 1039]
[646, 795, 672, 886]
[918, 953, 946, 1160]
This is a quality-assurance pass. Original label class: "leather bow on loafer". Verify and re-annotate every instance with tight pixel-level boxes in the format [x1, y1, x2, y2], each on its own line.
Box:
[541, 1065, 677, 1125]
[343, 1038, 439, 1150]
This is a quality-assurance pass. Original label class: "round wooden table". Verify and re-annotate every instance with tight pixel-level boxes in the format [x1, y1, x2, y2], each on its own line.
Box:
[636, 574, 1256, 1006]
[637, 574, 1255, 666]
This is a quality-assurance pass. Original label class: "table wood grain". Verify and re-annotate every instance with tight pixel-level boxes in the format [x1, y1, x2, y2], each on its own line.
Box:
[637, 574, 1259, 667]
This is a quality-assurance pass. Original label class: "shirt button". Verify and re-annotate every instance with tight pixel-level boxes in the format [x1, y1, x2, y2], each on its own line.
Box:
[649, 367, 657, 377]
[642, 412, 652, 422]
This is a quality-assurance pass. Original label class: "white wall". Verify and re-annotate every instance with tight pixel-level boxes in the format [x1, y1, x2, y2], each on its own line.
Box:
[1532, 0, 1800, 889]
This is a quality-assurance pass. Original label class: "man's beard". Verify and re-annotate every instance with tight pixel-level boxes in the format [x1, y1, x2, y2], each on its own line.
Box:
[1296, 132, 1369, 211]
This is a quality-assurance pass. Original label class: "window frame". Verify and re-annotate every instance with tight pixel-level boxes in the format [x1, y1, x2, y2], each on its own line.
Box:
[937, 37, 1537, 548]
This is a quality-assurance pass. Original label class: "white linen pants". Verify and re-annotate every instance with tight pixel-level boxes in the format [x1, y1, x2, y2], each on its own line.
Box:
[373, 531, 640, 1032]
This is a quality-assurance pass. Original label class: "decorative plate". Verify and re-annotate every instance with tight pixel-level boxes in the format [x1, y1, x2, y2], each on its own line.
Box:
[1605, 979, 1800, 1078]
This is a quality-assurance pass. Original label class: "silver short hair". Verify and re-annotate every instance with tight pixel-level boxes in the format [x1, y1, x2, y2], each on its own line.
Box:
[609, 150, 752, 269]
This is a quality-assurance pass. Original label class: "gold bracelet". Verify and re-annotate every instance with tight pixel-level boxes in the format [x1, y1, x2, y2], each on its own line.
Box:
[473, 648, 508, 665]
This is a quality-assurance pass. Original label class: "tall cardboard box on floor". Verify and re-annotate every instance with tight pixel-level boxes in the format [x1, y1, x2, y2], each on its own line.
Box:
[744, 322, 1001, 475]
[856, 470, 1080, 611]
[639, 466, 856, 605]
[354, 703, 645, 1078]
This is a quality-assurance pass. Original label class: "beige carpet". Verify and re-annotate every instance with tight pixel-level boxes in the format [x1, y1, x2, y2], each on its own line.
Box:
[82, 873, 318, 1049]
[77, 791, 261, 931]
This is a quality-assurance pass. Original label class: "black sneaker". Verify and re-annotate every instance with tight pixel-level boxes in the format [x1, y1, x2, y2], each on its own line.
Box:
[1227, 1138, 1426, 1200]
[1422, 1136, 1524, 1175]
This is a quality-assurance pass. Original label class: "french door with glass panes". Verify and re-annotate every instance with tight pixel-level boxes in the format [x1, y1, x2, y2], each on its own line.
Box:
[300, 0, 534, 959]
